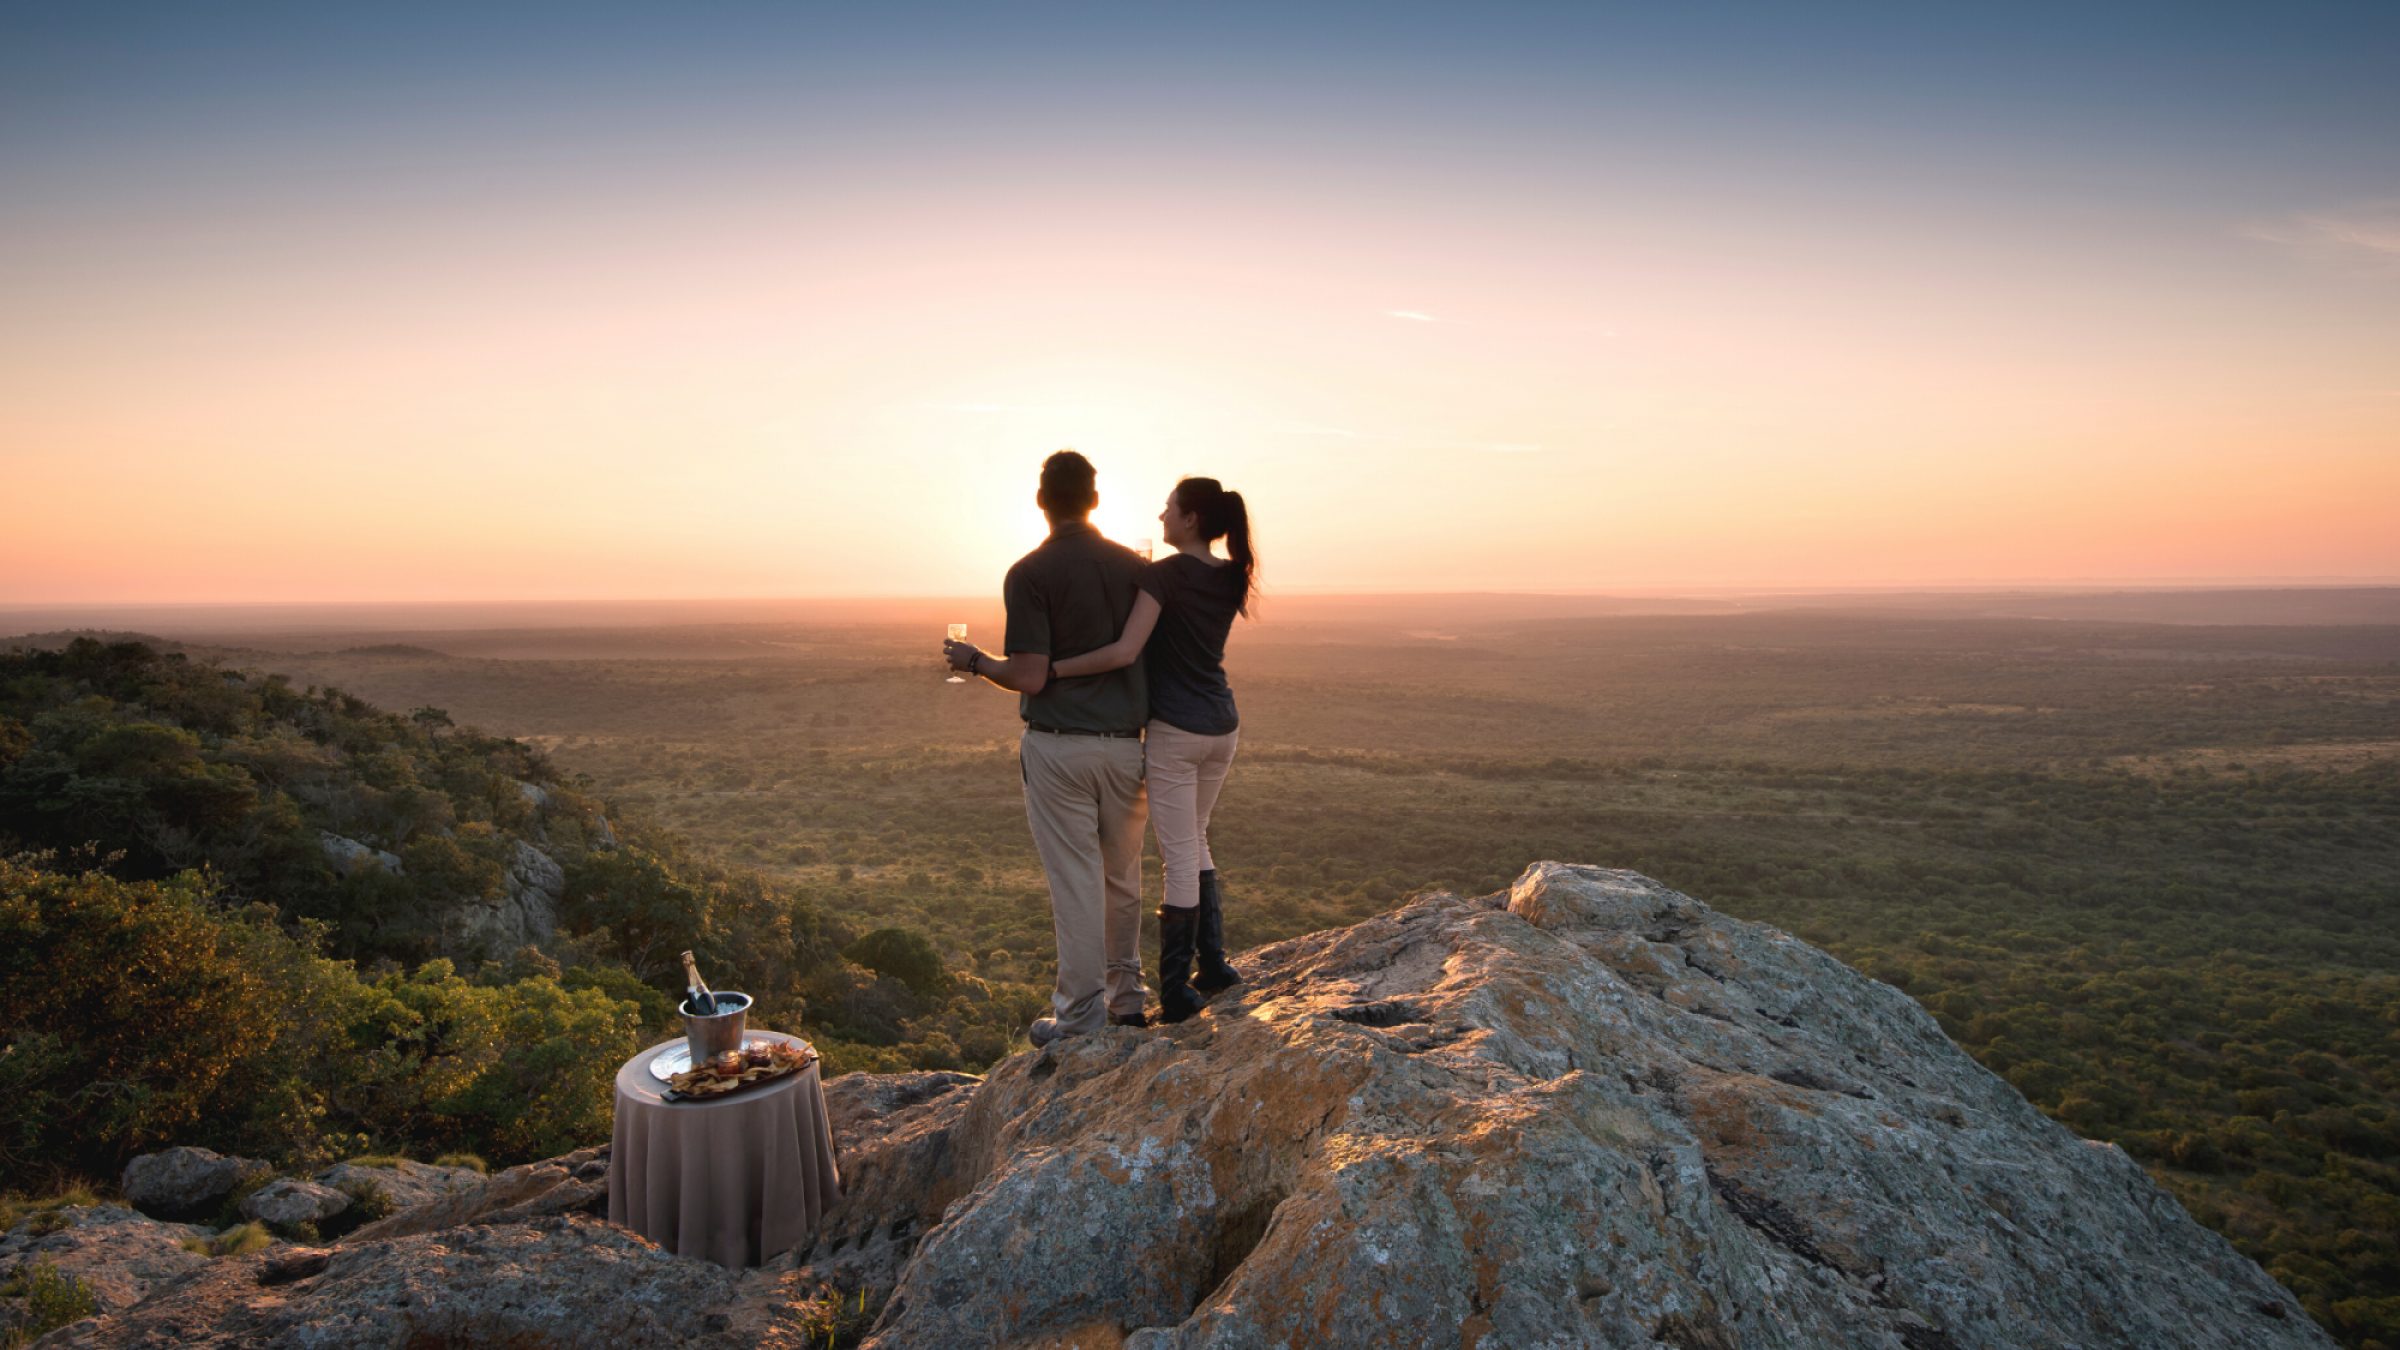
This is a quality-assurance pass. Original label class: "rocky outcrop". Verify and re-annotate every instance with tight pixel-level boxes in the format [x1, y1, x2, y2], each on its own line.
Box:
[762, 1071, 982, 1295]
[118, 1148, 270, 1220]
[341, 1145, 608, 1243]
[311, 1160, 482, 1213]
[33, 864, 2334, 1348]
[0, 1205, 208, 1318]
[238, 1180, 348, 1230]
[451, 838, 563, 950]
[39, 1215, 748, 1349]
[315, 831, 400, 879]
[822, 863, 2326, 1348]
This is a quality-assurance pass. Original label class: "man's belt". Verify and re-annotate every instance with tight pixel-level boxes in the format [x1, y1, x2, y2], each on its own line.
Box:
[1024, 721, 1143, 739]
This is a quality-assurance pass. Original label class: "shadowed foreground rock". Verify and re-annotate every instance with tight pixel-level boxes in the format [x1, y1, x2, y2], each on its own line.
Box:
[0, 1206, 209, 1319]
[32, 864, 2330, 1348]
[42, 1216, 747, 1348]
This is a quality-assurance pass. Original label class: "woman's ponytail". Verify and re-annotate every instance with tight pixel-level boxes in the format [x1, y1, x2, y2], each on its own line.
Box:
[1177, 477, 1260, 617]
[1220, 490, 1257, 617]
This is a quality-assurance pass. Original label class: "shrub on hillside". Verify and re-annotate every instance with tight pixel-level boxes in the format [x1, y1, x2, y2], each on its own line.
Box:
[0, 854, 643, 1182]
[0, 857, 289, 1176]
[845, 927, 947, 998]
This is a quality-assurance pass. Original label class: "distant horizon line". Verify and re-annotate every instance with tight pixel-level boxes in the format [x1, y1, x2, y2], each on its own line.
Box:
[7, 578, 2400, 611]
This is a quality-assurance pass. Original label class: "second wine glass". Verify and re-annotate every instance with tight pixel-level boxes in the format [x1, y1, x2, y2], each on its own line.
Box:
[945, 623, 968, 683]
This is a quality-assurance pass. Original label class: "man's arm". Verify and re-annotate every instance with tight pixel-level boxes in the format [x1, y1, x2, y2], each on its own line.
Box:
[944, 560, 1052, 693]
[1050, 590, 1160, 679]
[945, 641, 1050, 693]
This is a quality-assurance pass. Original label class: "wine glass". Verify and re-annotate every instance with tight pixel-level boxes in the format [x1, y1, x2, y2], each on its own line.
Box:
[1134, 537, 1153, 562]
[945, 623, 968, 683]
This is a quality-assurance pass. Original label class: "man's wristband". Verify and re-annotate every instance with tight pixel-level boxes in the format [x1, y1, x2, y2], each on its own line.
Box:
[969, 653, 983, 678]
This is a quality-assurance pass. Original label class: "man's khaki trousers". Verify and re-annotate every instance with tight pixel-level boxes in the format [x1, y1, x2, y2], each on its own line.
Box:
[1020, 729, 1150, 1034]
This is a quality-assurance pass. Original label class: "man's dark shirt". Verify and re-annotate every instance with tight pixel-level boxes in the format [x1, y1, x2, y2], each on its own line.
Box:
[1137, 553, 1243, 736]
[1002, 520, 1149, 734]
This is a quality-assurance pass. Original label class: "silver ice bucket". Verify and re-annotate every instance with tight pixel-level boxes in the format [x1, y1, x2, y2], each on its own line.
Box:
[681, 991, 752, 1064]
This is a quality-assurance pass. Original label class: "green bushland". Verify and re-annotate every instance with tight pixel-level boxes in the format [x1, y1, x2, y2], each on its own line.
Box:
[0, 856, 642, 1178]
[0, 640, 1016, 1198]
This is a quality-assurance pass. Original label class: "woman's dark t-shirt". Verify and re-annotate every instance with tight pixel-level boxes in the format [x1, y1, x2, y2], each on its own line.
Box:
[1136, 554, 1243, 735]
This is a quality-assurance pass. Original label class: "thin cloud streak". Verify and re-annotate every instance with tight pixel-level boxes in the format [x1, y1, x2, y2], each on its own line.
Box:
[2246, 200, 2400, 274]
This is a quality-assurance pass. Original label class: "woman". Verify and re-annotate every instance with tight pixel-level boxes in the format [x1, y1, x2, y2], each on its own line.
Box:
[1048, 477, 1256, 1023]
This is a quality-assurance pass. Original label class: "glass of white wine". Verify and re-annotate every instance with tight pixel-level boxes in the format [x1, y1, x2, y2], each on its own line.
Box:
[1134, 537, 1153, 562]
[945, 623, 968, 683]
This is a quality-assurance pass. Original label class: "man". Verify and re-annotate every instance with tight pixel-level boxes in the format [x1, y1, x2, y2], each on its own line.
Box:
[945, 450, 1151, 1044]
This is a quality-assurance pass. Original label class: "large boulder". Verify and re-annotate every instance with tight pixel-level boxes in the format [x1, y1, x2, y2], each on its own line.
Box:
[311, 1160, 483, 1214]
[820, 863, 2326, 1348]
[118, 1148, 270, 1220]
[238, 1180, 348, 1231]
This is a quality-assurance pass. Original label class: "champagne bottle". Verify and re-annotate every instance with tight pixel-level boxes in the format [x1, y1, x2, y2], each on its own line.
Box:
[680, 950, 718, 1017]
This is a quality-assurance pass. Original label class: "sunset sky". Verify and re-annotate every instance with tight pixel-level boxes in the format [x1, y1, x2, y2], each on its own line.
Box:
[4, 2, 2397, 603]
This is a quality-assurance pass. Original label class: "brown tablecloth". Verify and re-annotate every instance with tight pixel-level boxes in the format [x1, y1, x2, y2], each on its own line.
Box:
[608, 1031, 841, 1268]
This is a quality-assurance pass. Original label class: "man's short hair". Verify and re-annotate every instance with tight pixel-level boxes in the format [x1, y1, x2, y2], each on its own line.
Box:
[1039, 450, 1098, 520]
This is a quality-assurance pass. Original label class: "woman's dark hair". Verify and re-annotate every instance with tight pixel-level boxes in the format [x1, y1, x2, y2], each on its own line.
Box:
[1174, 477, 1258, 616]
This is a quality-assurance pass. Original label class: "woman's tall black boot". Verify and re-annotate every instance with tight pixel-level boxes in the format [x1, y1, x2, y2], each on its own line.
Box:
[1193, 869, 1244, 995]
[1156, 904, 1205, 1024]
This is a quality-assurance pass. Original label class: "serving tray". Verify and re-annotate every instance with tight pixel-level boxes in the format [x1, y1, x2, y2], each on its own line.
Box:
[648, 1038, 812, 1079]
[648, 1032, 816, 1100]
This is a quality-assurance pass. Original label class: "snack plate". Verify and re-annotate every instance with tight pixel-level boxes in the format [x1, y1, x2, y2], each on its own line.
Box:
[648, 1044, 695, 1082]
[658, 1042, 819, 1103]
[649, 1036, 814, 1083]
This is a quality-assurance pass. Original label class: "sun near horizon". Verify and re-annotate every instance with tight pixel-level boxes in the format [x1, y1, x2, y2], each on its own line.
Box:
[5, 4, 2398, 607]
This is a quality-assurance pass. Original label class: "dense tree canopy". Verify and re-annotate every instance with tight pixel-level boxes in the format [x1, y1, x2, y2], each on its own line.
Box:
[0, 640, 982, 1189]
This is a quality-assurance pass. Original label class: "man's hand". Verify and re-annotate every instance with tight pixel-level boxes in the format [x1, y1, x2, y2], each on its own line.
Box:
[945, 642, 1050, 693]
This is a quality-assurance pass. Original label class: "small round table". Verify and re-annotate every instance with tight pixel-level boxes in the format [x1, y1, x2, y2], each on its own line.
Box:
[608, 1031, 842, 1268]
